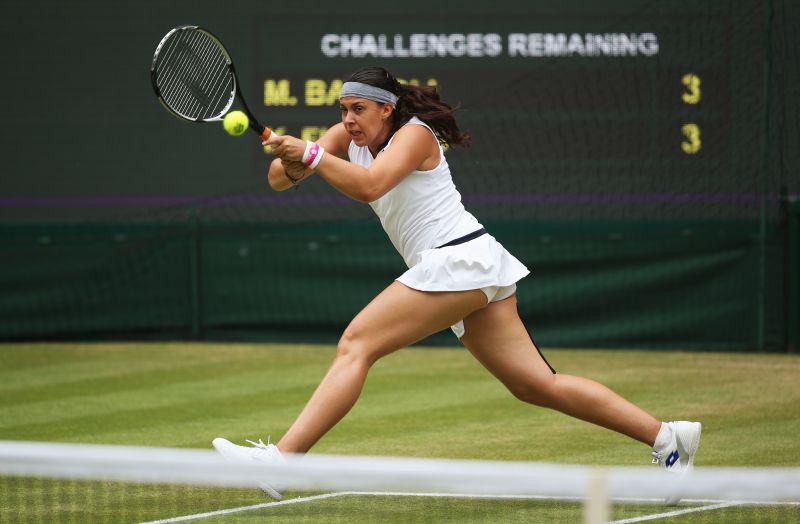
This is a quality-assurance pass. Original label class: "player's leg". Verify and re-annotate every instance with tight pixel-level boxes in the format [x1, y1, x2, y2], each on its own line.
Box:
[460, 294, 661, 446]
[278, 281, 488, 453]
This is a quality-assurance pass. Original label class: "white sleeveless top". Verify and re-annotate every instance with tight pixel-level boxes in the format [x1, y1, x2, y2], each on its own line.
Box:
[348, 117, 530, 295]
[348, 117, 481, 268]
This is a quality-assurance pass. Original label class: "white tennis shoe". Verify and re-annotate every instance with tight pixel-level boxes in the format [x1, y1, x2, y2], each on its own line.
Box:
[651, 421, 702, 504]
[212, 437, 285, 500]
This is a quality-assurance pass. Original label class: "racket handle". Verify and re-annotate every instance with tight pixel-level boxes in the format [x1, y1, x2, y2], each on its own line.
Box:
[261, 127, 273, 141]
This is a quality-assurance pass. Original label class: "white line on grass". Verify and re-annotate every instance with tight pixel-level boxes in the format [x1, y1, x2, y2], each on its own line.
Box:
[138, 492, 345, 524]
[139, 492, 800, 524]
[137, 490, 586, 523]
[608, 501, 745, 523]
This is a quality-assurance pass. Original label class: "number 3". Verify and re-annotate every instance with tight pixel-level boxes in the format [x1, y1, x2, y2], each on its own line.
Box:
[682, 74, 701, 105]
[681, 123, 701, 154]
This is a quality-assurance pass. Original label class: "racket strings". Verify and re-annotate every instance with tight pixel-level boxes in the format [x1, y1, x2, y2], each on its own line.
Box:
[169, 31, 230, 119]
[155, 29, 234, 121]
[170, 31, 228, 118]
[179, 31, 230, 118]
[166, 32, 212, 117]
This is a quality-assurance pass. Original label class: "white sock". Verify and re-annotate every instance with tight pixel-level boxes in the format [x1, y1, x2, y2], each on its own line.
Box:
[653, 422, 673, 451]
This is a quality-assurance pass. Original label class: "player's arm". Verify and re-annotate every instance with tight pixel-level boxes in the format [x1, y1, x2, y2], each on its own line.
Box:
[316, 125, 437, 202]
[270, 125, 437, 203]
[267, 123, 351, 191]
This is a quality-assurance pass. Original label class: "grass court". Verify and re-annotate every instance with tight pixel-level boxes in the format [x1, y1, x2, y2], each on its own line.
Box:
[1, 342, 798, 522]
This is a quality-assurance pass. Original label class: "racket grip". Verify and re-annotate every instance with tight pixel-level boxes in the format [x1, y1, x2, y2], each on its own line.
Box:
[261, 127, 273, 141]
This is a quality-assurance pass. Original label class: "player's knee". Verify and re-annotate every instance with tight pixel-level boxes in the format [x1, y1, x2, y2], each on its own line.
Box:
[508, 377, 558, 408]
[336, 328, 379, 367]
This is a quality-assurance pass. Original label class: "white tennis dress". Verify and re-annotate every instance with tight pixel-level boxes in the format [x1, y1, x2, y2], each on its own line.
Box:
[348, 117, 530, 337]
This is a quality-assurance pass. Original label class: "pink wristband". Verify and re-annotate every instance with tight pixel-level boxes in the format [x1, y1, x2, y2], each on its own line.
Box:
[309, 146, 324, 169]
[303, 142, 325, 170]
[304, 142, 320, 167]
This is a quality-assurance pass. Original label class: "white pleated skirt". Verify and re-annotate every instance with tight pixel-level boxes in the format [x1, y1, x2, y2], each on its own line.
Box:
[396, 234, 529, 338]
[397, 234, 529, 292]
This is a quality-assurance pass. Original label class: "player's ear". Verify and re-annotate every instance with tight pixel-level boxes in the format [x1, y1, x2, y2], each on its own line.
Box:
[381, 103, 394, 120]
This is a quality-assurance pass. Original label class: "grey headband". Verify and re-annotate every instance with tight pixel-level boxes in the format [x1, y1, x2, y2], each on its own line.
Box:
[339, 82, 399, 106]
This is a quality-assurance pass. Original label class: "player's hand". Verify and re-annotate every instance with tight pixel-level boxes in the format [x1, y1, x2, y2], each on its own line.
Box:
[282, 159, 307, 182]
[262, 130, 283, 146]
[266, 135, 307, 162]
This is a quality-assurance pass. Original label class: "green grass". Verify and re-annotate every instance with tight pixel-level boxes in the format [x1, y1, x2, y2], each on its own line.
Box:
[1, 343, 799, 523]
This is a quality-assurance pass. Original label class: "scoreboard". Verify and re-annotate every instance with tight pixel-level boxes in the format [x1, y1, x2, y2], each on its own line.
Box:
[0, 1, 775, 224]
[249, 6, 765, 220]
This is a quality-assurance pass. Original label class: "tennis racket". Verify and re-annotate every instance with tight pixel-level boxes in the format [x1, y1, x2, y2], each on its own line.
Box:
[151, 25, 274, 142]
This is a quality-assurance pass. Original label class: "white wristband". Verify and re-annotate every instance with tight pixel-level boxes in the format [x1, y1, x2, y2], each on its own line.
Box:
[308, 146, 325, 169]
[301, 141, 314, 164]
[302, 141, 324, 170]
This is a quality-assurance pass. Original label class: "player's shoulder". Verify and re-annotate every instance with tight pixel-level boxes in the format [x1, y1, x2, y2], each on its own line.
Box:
[318, 123, 351, 157]
[392, 118, 437, 145]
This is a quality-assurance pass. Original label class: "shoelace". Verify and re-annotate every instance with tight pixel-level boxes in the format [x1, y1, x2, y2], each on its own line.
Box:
[651, 450, 662, 465]
[245, 437, 271, 450]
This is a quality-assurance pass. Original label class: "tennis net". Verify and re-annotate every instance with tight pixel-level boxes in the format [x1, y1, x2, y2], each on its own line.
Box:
[1, 440, 798, 523]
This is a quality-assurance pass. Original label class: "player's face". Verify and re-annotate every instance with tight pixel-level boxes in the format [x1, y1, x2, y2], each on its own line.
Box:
[340, 97, 393, 149]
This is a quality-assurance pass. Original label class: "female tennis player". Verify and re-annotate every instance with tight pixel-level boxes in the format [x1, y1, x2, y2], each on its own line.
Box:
[213, 66, 701, 500]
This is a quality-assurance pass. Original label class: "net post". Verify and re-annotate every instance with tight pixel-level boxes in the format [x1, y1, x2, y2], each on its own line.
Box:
[584, 467, 610, 524]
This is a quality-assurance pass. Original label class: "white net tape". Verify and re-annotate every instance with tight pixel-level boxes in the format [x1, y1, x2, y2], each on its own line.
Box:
[1, 440, 798, 503]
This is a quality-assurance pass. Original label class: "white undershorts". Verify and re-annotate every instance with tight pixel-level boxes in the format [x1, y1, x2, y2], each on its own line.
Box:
[449, 283, 518, 339]
[395, 234, 529, 340]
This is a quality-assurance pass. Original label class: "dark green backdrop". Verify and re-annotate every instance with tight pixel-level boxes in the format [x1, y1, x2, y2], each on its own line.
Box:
[0, 0, 797, 351]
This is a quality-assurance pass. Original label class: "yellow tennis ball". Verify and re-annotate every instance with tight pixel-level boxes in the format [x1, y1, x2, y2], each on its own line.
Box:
[223, 111, 249, 136]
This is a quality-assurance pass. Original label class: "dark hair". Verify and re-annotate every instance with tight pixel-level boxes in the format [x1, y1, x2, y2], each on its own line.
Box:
[344, 66, 470, 147]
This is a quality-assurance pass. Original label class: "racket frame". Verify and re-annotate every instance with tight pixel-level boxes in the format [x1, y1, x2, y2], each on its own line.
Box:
[151, 25, 272, 141]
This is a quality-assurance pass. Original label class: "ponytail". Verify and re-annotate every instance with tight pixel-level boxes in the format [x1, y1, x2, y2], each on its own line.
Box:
[393, 83, 470, 147]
